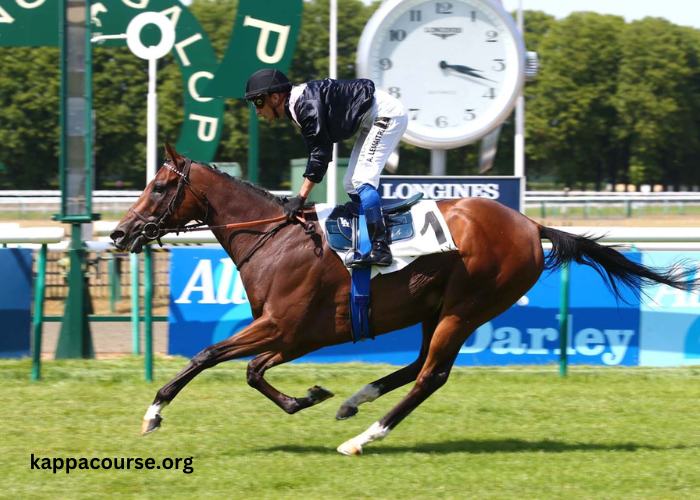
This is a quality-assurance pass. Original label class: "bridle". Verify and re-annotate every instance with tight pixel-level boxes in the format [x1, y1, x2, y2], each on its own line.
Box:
[129, 158, 315, 246]
[129, 158, 212, 244]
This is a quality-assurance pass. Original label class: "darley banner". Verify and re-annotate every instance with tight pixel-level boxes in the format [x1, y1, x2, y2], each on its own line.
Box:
[203, 0, 303, 98]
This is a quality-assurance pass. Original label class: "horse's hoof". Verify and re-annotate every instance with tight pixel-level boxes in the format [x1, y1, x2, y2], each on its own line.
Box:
[336, 405, 358, 420]
[337, 440, 363, 456]
[307, 385, 334, 404]
[141, 414, 162, 435]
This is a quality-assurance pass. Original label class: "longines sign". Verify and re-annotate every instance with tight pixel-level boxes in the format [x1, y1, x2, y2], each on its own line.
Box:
[379, 175, 524, 212]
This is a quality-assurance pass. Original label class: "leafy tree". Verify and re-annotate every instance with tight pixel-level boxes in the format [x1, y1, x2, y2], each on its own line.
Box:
[527, 12, 626, 189]
[0, 47, 59, 188]
[614, 18, 700, 188]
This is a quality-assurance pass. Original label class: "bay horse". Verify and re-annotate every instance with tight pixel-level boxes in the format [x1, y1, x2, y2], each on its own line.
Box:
[111, 142, 697, 455]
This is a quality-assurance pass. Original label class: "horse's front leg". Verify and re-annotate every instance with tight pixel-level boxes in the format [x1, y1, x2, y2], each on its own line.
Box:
[247, 351, 334, 414]
[141, 316, 279, 435]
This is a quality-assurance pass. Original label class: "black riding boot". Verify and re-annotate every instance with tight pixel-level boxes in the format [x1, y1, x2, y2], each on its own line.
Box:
[348, 207, 392, 268]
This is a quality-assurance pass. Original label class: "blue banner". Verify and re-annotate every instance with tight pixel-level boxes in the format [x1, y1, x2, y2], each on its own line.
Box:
[169, 248, 253, 357]
[0, 248, 32, 358]
[169, 248, 648, 367]
[639, 251, 700, 366]
[379, 175, 524, 212]
[457, 253, 641, 366]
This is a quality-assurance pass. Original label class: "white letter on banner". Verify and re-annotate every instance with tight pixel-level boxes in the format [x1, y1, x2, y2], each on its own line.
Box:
[243, 16, 290, 64]
[0, 5, 15, 23]
[175, 33, 203, 67]
[459, 322, 492, 354]
[526, 327, 557, 354]
[122, 0, 149, 8]
[491, 327, 526, 355]
[91, 3, 107, 28]
[216, 258, 234, 304]
[159, 6, 181, 29]
[601, 329, 635, 365]
[175, 260, 217, 304]
[16, 0, 45, 8]
[575, 328, 605, 357]
[189, 114, 217, 142]
[188, 72, 214, 103]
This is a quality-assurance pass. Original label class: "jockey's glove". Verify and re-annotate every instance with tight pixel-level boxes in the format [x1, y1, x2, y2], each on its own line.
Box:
[283, 195, 306, 218]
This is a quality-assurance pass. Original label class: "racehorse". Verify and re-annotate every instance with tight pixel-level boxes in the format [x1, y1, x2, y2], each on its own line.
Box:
[111, 142, 698, 455]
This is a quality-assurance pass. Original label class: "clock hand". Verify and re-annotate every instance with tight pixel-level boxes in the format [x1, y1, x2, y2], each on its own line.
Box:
[440, 60, 497, 83]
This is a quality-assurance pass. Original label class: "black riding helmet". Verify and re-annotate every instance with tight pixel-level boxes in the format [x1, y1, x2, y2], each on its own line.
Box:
[245, 69, 292, 100]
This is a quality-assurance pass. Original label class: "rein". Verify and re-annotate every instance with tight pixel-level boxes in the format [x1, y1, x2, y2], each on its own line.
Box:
[131, 158, 315, 245]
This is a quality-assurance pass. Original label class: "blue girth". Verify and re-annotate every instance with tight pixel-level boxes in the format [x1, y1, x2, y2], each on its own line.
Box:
[349, 210, 373, 343]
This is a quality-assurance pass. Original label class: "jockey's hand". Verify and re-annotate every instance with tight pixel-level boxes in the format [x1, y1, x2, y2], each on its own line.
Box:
[283, 195, 306, 219]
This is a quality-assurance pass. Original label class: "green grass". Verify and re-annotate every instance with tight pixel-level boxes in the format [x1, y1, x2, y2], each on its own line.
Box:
[2, 357, 700, 500]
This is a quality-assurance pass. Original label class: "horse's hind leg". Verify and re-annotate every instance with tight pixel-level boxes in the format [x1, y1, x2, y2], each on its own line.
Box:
[247, 350, 334, 414]
[336, 314, 464, 455]
[142, 317, 279, 435]
[336, 311, 437, 420]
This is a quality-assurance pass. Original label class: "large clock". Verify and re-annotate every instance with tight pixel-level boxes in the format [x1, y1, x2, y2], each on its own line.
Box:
[357, 0, 525, 149]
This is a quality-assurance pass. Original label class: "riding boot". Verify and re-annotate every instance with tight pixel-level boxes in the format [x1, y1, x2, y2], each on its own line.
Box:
[348, 206, 393, 268]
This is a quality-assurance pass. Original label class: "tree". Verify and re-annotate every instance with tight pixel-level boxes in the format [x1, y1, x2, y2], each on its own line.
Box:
[0, 47, 59, 188]
[614, 18, 700, 188]
[527, 12, 627, 189]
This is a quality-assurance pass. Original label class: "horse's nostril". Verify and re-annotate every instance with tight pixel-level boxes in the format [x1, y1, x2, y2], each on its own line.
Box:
[110, 230, 125, 242]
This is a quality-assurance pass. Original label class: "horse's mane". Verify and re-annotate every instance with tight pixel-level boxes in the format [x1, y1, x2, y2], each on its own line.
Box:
[195, 161, 283, 206]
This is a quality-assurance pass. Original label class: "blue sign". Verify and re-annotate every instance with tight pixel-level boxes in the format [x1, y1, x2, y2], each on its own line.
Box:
[639, 251, 700, 366]
[169, 248, 253, 357]
[169, 247, 645, 367]
[0, 248, 32, 358]
[379, 175, 524, 212]
[457, 253, 641, 367]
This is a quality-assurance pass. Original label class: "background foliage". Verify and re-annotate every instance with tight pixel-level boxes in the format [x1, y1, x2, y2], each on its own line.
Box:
[1, 1, 700, 190]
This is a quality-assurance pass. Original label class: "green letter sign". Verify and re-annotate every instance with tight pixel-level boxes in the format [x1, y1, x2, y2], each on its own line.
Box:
[0, 0, 224, 162]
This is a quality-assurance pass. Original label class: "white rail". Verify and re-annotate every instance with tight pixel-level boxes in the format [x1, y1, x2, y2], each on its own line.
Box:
[0, 227, 65, 244]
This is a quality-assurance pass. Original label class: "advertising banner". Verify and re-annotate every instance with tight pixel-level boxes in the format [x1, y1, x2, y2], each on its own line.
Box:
[639, 252, 700, 366]
[170, 248, 646, 367]
[457, 253, 641, 367]
[0, 248, 32, 358]
[379, 175, 524, 212]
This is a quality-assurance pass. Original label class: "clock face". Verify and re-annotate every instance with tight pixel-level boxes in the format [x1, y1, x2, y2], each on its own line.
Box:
[357, 0, 525, 149]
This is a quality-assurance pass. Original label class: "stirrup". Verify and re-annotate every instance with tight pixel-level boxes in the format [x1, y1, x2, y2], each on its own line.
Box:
[347, 250, 392, 269]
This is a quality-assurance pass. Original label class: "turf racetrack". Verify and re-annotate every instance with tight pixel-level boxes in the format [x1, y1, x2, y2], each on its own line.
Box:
[3, 357, 700, 499]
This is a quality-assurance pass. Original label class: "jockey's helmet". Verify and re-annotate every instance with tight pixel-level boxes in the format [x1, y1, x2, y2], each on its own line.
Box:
[245, 69, 292, 100]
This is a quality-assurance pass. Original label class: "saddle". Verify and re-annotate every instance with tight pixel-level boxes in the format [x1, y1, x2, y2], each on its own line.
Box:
[324, 193, 423, 251]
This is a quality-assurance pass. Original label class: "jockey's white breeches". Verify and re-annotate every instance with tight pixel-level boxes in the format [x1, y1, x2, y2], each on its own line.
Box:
[343, 90, 408, 195]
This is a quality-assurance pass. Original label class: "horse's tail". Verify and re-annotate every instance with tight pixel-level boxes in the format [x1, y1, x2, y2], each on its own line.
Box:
[539, 225, 699, 301]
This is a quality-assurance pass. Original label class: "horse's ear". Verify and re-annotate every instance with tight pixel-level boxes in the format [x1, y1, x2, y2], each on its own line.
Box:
[164, 140, 183, 163]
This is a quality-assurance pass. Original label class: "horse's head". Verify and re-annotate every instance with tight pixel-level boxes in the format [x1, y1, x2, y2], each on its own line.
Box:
[111, 141, 209, 253]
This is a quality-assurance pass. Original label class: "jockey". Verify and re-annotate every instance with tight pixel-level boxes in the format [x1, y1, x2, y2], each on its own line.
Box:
[244, 68, 408, 269]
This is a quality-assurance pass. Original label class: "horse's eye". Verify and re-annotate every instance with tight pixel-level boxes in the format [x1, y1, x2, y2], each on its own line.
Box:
[153, 183, 165, 194]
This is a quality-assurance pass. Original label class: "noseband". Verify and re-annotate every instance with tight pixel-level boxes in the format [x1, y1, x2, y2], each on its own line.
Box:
[129, 158, 211, 243]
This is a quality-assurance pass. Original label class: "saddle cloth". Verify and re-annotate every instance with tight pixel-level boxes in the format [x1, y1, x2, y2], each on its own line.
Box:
[315, 200, 458, 277]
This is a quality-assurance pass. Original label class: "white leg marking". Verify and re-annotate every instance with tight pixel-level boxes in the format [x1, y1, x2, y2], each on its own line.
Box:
[337, 421, 391, 456]
[336, 384, 382, 418]
[144, 402, 166, 420]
